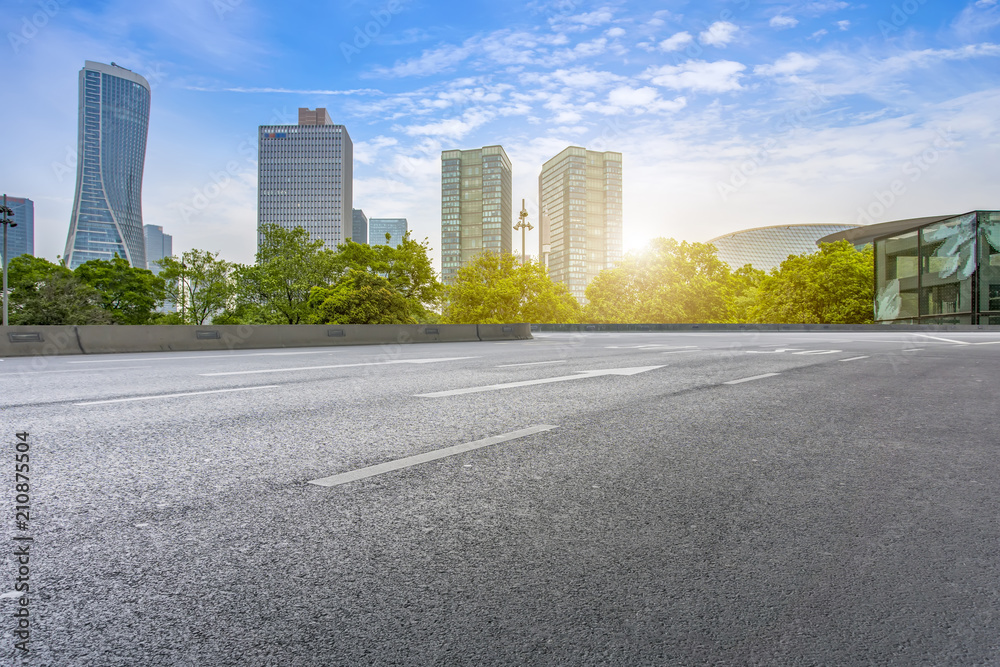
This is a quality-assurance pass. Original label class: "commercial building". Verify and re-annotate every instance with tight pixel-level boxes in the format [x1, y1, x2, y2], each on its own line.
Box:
[538, 146, 622, 303]
[258, 107, 353, 252]
[64, 61, 151, 269]
[708, 223, 859, 272]
[369, 218, 407, 247]
[143, 224, 172, 274]
[351, 209, 368, 245]
[820, 211, 1000, 325]
[1, 196, 34, 263]
[440, 145, 512, 284]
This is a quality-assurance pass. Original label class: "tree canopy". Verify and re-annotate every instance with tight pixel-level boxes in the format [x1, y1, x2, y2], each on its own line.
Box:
[308, 269, 414, 325]
[6, 255, 111, 325]
[74, 256, 166, 324]
[157, 250, 235, 325]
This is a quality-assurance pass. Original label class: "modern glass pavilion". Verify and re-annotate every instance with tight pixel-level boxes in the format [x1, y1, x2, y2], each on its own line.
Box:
[820, 211, 1000, 325]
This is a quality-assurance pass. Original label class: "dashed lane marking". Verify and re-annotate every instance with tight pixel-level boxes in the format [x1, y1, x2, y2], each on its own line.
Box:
[723, 373, 781, 385]
[75, 385, 279, 406]
[496, 360, 568, 368]
[839, 356, 870, 362]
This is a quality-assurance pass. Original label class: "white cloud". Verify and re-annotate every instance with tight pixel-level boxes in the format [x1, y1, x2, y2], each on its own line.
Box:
[353, 136, 399, 165]
[699, 21, 739, 47]
[755, 52, 822, 76]
[608, 86, 659, 107]
[607, 27, 626, 38]
[659, 32, 694, 52]
[373, 42, 473, 77]
[837, 20, 851, 30]
[770, 16, 799, 29]
[645, 60, 746, 92]
[399, 109, 495, 139]
[809, 29, 828, 40]
[551, 7, 615, 31]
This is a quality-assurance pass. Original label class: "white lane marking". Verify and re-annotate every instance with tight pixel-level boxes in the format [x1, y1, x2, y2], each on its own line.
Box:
[660, 349, 699, 354]
[724, 373, 781, 385]
[839, 356, 870, 362]
[912, 333, 971, 345]
[200, 356, 478, 377]
[307, 425, 559, 487]
[793, 349, 842, 355]
[746, 348, 802, 354]
[496, 360, 567, 368]
[75, 385, 279, 406]
[902, 348, 923, 352]
[0, 366, 150, 375]
[972, 340, 1000, 345]
[417, 366, 664, 397]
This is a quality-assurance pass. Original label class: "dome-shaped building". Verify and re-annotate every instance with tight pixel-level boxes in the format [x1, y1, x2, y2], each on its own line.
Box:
[707, 223, 859, 272]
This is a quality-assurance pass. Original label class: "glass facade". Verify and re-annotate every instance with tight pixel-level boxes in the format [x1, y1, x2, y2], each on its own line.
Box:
[369, 218, 407, 247]
[538, 146, 623, 305]
[875, 211, 999, 324]
[64, 61, 151, 269]
[351, 209, 368, 245]
[143, 224, 172, 274]
[257, 109, 353, 252]
[1, 196, 34, 264]
[709, 223, 860, 272]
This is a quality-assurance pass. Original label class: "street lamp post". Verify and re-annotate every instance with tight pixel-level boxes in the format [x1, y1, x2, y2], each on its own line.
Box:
[180, 262, 187, 324]
[1, 194, 19, 327]
[513, 198, 533, 265]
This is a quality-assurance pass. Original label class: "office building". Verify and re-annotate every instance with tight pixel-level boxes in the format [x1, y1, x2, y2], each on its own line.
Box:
[143, 224, 172, 274]
[64, 61, 151, 269]
[821, 211, 1000, 325]
[538, 146, 622, 303]
[351, 209, 368, 245]
[369, 218, 407, 247]
[440, 145, 512, 284]
[709, 223, 860, 272]
[1, 196, 34, 264]
[258, 108, 353, 252]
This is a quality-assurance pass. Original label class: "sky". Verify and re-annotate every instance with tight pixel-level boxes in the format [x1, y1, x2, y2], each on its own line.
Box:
[2, 0, 1000, 271]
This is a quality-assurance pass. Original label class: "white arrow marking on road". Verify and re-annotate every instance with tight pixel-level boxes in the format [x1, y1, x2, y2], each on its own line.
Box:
[416, 366, 664, 397]
[199, 357, 479, 376]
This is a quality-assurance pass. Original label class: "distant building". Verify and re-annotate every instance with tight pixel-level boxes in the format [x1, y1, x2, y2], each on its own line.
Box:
[351, 209, 368, 245]
[708, 223, 859, 272]
[538, 146, 623, 304]
[1, 196, 34, 264]
[440, 145, 512, 284]
[820, 211, 1000, 325]
[369, 218, 407, 247]
[143, 224, 172, 274]
[257, 107, 353, 252]
[64, 61, 151, 269]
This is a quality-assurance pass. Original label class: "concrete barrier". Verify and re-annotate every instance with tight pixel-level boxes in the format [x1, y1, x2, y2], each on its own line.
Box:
[0, 323, 516, 358]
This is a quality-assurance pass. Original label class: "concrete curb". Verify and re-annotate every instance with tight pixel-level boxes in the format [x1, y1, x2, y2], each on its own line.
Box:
[530, 323, 997, 333]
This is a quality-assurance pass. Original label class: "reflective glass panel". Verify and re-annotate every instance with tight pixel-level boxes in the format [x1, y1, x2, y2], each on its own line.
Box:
[979, 211, 1000, 315]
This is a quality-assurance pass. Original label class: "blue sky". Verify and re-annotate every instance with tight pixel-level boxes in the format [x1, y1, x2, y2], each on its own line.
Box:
[2, 0, 1000, 271]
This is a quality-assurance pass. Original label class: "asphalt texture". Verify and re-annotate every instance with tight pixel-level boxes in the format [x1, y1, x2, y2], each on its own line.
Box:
[1, 330, 999, 666]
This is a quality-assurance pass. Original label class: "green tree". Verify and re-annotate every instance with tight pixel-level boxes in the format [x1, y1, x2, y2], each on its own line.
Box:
[308, 269, 414, 324]
[584, 239, 733, 323]
[6, 255, 111, 325]
[235, 224, 336, 324]
[157, 250, 235, 325]
[74, 256, 166, 324]
[749, 240, 874, 324]
[724, 264, 767, 323]
[443, 252, 580, 324]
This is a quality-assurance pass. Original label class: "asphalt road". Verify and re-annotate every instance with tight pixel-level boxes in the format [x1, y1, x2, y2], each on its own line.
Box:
[2, 330, 999, 666]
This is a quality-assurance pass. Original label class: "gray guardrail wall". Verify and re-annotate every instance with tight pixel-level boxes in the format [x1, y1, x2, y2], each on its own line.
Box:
[0, 323, 531, 358]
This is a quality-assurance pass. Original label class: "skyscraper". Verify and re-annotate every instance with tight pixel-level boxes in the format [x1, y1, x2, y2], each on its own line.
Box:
[538, 146, 623, 303]
[1, 196, 34, 264]
[64, 61, 151, 269]
[440, 145, 512, 284]
[143, 224, 172, 274]
[369, 218, 408, 247]
[351, 209, 368, 245]
[258, 108, 353, 251]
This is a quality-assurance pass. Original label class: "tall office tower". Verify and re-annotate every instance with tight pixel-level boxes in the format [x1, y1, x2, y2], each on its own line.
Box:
[440, 145, 512, 284]
[1, 196, 34, 264]
[369, 218, 407, 247]
[351, 209, 368, 244]
[143, 224, 172, 274]
[64, 61, 151, 269]
[257, 107, 353, 252]
[538, 146, 623, 303]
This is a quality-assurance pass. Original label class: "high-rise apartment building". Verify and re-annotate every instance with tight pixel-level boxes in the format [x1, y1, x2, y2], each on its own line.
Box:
[440, 145, 512, 284]
[1, 196, 34, 264]
[369, 218, 407, 247]
[258, 108, 353, 252]
[143, 224, 172, 274]
[538, 146, 623, 302]
[64, 61, 151, 269]
[351, 209, 368, 245]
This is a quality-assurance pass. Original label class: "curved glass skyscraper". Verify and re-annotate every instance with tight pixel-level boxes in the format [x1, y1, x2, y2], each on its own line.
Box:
[64, 61, 151, 269]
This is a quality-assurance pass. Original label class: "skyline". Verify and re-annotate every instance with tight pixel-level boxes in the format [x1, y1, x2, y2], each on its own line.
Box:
[2, 0, 1000, 273]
